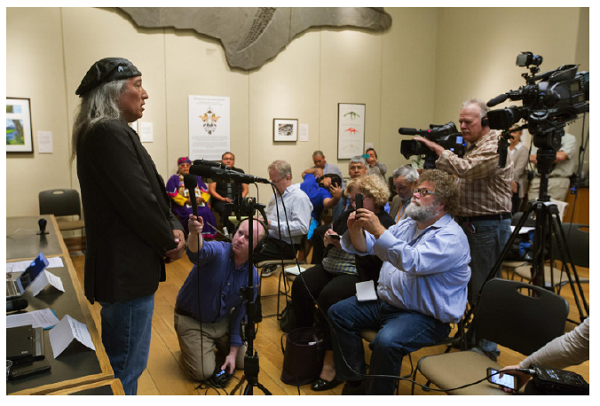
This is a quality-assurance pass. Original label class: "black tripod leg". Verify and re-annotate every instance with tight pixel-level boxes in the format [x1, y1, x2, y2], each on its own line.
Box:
[548, 211, 589, 321]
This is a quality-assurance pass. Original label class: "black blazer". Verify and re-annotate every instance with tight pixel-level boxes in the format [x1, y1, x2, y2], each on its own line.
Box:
[77, 119, 182, 303]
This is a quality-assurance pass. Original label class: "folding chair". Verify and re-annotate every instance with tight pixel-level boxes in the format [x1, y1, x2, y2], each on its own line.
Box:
[413, 278, 569, 395]
[39, 189, 86, 252]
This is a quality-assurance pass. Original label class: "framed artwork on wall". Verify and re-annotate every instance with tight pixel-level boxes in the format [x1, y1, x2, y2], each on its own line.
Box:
[337, 103, 365, 159]
[273, 118, 298, 142]
[6, 98, 33, 153]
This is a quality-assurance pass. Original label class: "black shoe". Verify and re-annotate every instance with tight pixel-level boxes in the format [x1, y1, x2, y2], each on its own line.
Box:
[261, 265, 277, 278]
[341, 380, 366, 395]
[311, 378, 343, 391]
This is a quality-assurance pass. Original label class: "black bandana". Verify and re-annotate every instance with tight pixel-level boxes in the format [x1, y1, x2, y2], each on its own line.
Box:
[75, 57, 141, 96]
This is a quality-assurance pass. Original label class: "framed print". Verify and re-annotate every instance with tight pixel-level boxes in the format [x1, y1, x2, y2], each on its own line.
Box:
[273, 118, 298, 142]
[337, 103, 365, 159]
[6, 98, 33, 153]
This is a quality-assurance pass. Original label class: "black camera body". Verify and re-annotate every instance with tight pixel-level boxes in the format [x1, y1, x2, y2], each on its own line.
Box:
[487, 52, 589, 176]
[399, 122, 466, 169]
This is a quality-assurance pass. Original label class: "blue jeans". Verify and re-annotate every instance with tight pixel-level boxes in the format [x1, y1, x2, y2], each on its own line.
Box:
[99, 294, 154, 395]
[328, 297, 450, 394]
[458, 218, 511, 353]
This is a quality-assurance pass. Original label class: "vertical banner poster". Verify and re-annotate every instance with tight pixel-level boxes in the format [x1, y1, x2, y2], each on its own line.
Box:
[188, 95, 231, 160]
[337, 103, 365, 159]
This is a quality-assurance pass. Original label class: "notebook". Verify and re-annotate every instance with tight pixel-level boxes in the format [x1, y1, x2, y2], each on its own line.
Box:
[6, 253, 49, 299]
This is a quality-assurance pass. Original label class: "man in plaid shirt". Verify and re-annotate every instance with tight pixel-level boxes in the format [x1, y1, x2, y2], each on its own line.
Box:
[415, 98, 512, 361]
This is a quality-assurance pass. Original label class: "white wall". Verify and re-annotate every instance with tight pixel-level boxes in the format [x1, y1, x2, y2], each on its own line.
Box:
[5, 7, 588, 219]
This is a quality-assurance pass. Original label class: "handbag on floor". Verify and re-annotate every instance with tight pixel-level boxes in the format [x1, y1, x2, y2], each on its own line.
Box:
[280, 326, 324, 386]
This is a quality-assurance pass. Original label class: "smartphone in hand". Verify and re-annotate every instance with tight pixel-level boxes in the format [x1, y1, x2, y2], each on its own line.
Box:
[487, 367, 517, 390]
[355, 193, 363, 210]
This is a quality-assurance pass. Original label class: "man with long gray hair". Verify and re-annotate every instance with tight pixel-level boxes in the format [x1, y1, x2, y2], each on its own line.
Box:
[71, 58, 185, 394]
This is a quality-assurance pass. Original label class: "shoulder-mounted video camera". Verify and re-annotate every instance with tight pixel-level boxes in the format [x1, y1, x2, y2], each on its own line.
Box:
[398, 122, 466, 169]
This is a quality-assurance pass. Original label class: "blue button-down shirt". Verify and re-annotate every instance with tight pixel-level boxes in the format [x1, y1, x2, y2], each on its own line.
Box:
[342, 214, 471, 324]
[176, 241, 259, 347]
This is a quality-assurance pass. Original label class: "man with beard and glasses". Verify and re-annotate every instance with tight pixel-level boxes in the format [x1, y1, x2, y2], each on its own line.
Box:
[327, 169, 471, 395]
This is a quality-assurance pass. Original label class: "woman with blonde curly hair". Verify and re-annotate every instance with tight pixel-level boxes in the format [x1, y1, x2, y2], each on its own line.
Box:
[291, 174, 394, 391]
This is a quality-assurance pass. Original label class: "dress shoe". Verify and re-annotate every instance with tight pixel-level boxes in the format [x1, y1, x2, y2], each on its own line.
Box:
[311, 378, 343, 391]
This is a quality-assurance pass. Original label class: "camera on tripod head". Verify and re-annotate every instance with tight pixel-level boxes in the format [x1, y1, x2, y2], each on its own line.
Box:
[399, 122, 466, 169]
[487, 52, 589, 175]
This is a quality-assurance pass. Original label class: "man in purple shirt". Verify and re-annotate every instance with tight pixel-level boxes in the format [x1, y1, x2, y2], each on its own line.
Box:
[174, 215, 266, 381]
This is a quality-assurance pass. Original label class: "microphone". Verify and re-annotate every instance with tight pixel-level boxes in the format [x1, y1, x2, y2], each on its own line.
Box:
[193, 159, 225, 168]
[37, 218, 48, 235]
[189, 164, 270, 184]
[7, 298, 28, 312]
[487, 93, 509, 107]
[183, 174, 198, 217]
[398, 127, 419, 135]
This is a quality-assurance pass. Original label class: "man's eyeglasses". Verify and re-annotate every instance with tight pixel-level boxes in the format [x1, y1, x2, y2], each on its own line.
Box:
[395, 185, 409, 192]
[413, 188, 435, 197]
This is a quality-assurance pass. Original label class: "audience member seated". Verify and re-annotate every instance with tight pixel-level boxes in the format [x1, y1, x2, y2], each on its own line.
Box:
[500, 317, 589, 395]
[255, 160, 313, 276]
[174, 215, 266, 381]
[166, 157, 217, 239]
[300, 169, 343, 238]
[208, 151, 249, 234]
[328, 169, 471, 395]
[310, 150, 344, 187]
[365, 147, 387, 181]
[508, 125, 529, 213]
[389, 165, 420, 223]
[292, 175, 394, 392]
[312, 156, 369, 263]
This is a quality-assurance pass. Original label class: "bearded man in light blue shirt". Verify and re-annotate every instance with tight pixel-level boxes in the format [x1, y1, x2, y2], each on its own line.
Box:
[328, 169, 471, 395]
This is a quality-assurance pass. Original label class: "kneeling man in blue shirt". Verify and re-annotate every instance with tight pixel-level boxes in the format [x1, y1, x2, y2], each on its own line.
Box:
[175, 215, 266, 381]
[329, 169, 471, 395]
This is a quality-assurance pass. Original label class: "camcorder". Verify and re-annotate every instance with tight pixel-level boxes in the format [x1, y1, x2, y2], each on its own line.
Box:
[399, 122, 466, 169]
[487, 52, 589, 175]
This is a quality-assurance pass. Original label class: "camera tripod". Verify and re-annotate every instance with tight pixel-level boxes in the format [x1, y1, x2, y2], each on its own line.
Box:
[474, 172, 589, 324]
[231, 196, 272, 396]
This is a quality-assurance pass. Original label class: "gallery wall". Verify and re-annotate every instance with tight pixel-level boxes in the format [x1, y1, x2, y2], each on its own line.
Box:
[5, 7, 589, 220]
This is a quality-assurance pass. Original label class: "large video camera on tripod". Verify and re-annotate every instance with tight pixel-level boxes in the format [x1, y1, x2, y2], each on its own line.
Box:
[398, 122, 466, 169]
[480, 52, 589, 323]
[487, 51, 589, 187]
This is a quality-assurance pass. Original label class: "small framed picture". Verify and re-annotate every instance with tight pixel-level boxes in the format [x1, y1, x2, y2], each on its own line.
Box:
[273, 118, 298, 142]
[6, 97, 33, 153]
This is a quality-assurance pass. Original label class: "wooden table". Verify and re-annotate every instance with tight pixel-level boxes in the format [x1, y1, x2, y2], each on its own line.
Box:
[7, 216, 117, 395]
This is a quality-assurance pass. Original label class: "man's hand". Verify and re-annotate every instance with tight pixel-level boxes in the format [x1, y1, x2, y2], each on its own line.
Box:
[414, 136, 445, 157]
[323, 229, 341, 249]
[222, 347, 240, 375]
[329, 184, 343, 200]
[355, 208, 386, 239]
[165, 229, 186, 262]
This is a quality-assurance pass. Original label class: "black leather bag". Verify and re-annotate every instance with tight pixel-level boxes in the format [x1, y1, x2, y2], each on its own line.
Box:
[280, 327, 324, 386]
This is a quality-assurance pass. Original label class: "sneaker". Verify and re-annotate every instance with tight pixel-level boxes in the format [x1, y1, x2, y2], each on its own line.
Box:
[261, 265, 277, 278]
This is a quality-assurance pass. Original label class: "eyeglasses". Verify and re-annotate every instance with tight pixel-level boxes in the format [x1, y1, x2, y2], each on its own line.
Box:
[395, 185, 409, 192]
[413, 188, 435, 197]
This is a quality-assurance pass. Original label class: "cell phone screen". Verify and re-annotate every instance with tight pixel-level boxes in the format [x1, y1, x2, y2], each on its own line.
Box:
[487, 368, 516, 390]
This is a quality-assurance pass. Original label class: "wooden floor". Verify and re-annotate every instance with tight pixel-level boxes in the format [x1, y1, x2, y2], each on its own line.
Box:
[71, 254, 590, 396]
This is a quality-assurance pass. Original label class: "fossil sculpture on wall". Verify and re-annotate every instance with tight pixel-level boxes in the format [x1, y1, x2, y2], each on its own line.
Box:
[118, 7, 392, 71]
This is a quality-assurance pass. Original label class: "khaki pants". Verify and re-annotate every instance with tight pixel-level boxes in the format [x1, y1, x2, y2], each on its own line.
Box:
[527, 176, 570, 202]
[174, 312, 246, 381]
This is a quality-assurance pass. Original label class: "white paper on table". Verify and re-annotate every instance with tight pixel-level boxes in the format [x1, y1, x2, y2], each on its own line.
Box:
[356, 280, 378, 302]
[49, 315, 96, 358]
[6, 308, 60, 329]
[46, 257, 64, 268]
[29, 270, 65, 296]
[510, 226, 535, 234]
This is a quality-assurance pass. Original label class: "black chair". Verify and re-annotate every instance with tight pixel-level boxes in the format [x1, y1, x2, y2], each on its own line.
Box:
[39, 189, 85, 252]
[413, 278, 569, 395]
